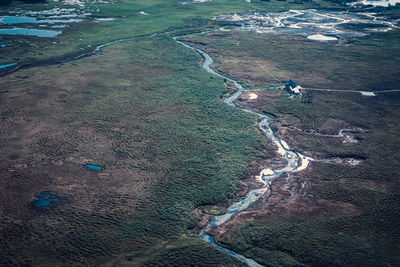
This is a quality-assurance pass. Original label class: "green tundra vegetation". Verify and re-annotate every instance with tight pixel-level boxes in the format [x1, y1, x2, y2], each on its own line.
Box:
[1, 0, 400, 266]
[0, 0, 363, 68]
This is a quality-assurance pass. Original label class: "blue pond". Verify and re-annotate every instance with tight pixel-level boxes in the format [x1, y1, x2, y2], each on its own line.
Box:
[0, 62, 17, 69]
[0, 28, 61, 37]
[0, 16, 82, 25]
[85, 163, 104, 172]
[0, 16, 38, 24]
[32, 192, 60, 208]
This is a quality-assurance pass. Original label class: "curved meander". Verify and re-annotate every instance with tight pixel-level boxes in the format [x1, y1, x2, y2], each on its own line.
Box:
[174, 36, 313, 267]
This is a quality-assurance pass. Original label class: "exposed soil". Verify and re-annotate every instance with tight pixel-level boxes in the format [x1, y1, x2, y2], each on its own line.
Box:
[207, 164, 361, 242]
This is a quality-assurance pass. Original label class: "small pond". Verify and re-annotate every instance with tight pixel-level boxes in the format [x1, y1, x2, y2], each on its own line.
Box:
[32, 191, 61, 208]
[0, 28, 61, 37]
[85, 163, 104, 172]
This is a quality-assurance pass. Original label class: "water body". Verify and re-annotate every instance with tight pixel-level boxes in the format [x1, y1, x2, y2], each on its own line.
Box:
[0, 63, 17, 69]
[0, 16, 38, 24]
[32, 191, 60, 208]
[0, 16, 83, 24]
[0, 8, 89, 37]
[0, 28, 61, 37]
[85, 163, 104, 172]
[174, 36, 312, 267]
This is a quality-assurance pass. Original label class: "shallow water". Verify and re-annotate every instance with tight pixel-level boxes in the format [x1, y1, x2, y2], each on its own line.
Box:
[0, 16, 83, 25]
[32, 192, 60, 208]
[0, 7, 89, 38]
[0, 28, 61, 37]
[0, 16, 38, 24]
[0, 63, 17, 69]
[85, 163, 104, 172]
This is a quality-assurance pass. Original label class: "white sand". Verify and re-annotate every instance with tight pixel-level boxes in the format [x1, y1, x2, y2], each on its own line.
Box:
[294, 155, 314, 172]
[307, 34, 338, 41]
[277, 145, 286, 156]
[248, 93, 258, 99]
[54, 0, 85, 6]
[347, 158, 362, 166]
[261, 168, 275, 175]
[360, 91, 376, 96]
[232, 13, 244, 21]
[255, 168, 275, 186]
[281, 140, 290, 150]
[180, 0, 211, 4]
[352, 0, 400, 6]
[94, 18, 115, 22]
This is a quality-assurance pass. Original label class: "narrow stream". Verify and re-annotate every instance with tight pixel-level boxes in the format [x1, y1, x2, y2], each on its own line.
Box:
[174, 37, 312, 267]
[0, 35, 145, 78]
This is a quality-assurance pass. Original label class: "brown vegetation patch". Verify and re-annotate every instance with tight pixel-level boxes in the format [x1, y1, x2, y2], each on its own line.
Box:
[236, 89, 283, 115]
[0, 42, 160, 235]
[342, 178, 392, 193]
[208, 167, 361, 242]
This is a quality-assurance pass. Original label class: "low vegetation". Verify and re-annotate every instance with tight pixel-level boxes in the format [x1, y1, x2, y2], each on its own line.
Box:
[0, 36, 266, 265]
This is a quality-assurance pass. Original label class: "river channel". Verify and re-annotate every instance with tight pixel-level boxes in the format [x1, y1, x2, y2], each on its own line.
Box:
[174, 36, 313, 267]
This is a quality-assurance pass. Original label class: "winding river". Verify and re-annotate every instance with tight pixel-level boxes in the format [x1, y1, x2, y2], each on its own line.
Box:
[174, 37, 312, 267]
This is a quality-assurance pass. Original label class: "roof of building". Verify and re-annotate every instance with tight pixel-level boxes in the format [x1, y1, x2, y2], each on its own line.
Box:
[285, 80, 298, 88]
